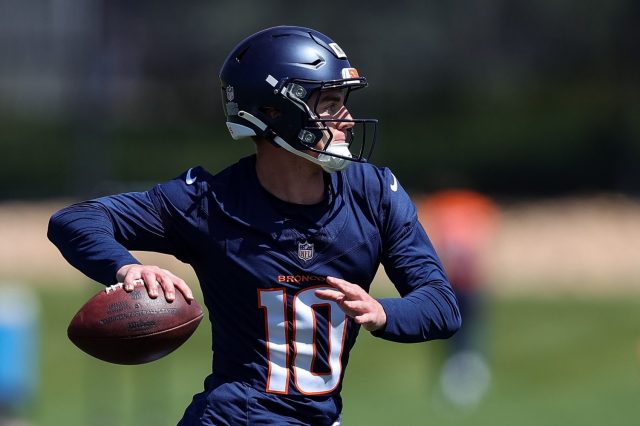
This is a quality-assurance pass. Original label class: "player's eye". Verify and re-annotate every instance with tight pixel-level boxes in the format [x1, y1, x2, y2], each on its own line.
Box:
[318, 100, 344, 117]
[320, 102, 338, 115]
[316, 90, 346, 116]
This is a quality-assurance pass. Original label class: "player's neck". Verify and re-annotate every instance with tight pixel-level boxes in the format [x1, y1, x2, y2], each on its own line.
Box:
[255, 144, 326, 205]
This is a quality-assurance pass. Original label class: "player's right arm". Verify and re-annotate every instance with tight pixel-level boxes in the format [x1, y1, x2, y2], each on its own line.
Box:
[47, 189, 193, 301]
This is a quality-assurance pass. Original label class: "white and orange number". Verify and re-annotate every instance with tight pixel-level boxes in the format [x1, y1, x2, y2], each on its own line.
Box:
[258, 286, 349, 395]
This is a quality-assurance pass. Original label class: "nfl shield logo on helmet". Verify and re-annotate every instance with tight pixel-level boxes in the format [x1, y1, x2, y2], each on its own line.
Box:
[298, 241, 314, 262]
[225, 85, 235, 101]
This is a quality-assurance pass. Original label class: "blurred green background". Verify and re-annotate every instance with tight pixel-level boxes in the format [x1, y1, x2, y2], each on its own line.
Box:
[15, 282, 636, 426]
[1, 0, 638, 199]
[1, 1, 639, 425]
[26, 282, 639, 426]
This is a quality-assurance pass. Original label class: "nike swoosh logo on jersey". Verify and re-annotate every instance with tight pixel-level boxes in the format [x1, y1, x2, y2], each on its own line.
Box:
[390, 174, 398, 192]
[186, 168, 197, 185]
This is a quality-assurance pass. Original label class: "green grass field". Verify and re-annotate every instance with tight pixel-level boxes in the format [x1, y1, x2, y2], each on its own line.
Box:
[20, 283, 640, 426]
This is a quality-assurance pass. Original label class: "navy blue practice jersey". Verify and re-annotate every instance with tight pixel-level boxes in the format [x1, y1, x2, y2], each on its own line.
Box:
[48, 155, 460, 425]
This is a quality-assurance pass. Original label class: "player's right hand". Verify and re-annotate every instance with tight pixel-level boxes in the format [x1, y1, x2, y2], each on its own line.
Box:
[116, 264, 194, 303]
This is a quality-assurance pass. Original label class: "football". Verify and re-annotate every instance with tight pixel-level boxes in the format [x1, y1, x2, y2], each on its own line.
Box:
[67, 282, 204, 365]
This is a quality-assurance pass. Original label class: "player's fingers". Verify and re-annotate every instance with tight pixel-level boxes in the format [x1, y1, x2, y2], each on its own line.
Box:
[142, 271, 160, 298]
[354, 313, 373, 327]
[342, 306, 361, 318]
[353, 314, 367, 324]
[129, 278, 144, 292]
[166, 272, 194, 301]
[325, 300, 358, 318]
[158, 273, 176, 302]
[123, 276, 145, 292]
[342, 300, 368, 313]
[174, 280, 194, 301]
[123, 277, 136, 292]
[326, 276, 362, 298]
[121, 267, 141, 292]
[354, 303, 386, 331]
[353, 312, 378, 331]
[315, 288, 345, 302]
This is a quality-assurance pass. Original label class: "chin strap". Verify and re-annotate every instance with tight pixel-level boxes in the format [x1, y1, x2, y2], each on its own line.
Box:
[227, 110, 352, 173]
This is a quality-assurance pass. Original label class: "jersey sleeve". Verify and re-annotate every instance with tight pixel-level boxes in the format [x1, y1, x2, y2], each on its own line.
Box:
[47, 170, 200, 285]
[372, 168, 461, 343]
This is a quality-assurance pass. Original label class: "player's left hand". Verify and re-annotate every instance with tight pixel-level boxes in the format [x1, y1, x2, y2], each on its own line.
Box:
[315, 276, 387, 332]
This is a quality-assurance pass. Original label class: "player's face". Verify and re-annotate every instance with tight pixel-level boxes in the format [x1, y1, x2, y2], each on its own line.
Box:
[307, 88, 354, 150]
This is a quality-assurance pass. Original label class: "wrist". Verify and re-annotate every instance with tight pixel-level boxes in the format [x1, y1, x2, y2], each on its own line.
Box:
[370, 300, 387, 331]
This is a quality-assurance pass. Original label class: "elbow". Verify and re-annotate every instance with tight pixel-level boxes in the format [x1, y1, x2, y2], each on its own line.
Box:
[435, 313, 461, 341]
[47, 209, 65, 246]
[436, 291, 462, 340]
[444, 307, 462, 339]
[443, 291, 463, 338]
[47, 206, 78, 247]
[433, 282, 463, 340]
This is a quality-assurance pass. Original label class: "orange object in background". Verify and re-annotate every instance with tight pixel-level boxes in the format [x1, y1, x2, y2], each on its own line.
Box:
[417, 190, 499, 292]
[417, 190, 499, 408]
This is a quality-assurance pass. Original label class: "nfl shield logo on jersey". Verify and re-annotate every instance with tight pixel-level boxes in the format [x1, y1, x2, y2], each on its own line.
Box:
[298, 241, 314, 262]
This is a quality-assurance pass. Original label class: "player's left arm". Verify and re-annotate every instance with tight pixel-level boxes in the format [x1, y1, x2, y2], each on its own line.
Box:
[315, 221, 460, 341]
[373, 218, 461, 343]
[317, 168, 460, 342]
[371, 169, 461, 343]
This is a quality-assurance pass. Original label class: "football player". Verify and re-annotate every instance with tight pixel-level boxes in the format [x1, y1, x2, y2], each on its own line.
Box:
[48, 26, 461, 425]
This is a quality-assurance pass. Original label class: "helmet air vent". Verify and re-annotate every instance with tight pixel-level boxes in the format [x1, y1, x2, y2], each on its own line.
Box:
[301, 58, 325, 69]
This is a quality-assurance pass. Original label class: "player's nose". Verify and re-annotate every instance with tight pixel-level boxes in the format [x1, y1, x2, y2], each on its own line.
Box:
[334, 107, 354, 131]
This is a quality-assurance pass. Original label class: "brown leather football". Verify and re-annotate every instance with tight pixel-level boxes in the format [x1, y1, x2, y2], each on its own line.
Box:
[67, 282, 204, 365]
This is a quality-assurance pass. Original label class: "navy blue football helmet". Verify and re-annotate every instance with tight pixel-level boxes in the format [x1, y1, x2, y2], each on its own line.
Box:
[219, 26, 378, 172]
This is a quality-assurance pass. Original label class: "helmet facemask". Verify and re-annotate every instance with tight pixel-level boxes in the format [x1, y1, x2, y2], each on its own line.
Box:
[275, 77, 378, 172]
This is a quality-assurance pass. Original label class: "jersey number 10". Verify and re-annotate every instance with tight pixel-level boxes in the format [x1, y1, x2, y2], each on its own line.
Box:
[258, 286, 349, 395]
